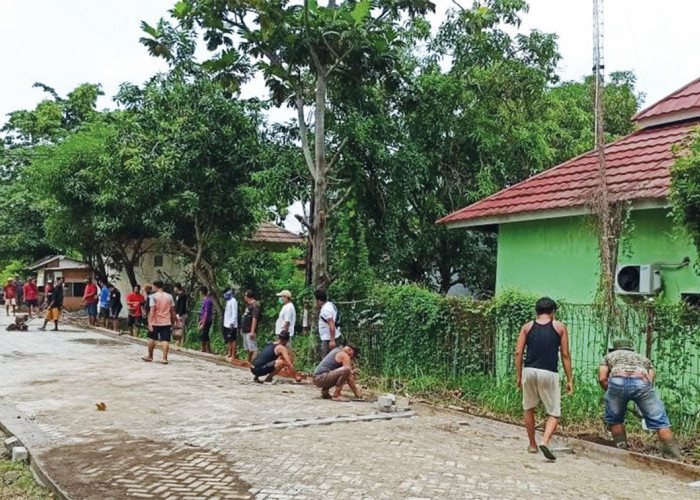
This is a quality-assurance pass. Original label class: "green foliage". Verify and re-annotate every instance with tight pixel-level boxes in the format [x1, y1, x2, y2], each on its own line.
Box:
[671, 128, 700, 267]
[0, 455, 51, 499]
[0, 259, 28, 283]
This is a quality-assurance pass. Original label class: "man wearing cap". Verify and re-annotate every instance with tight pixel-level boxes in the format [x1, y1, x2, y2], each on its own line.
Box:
[223, 288, 238, 360]
[82, 277, 99, 326]
[598, 338, 681, 458]
[313, 344, 362, 401]
[250, 331, 302, 383]
[275, 290, 296, 347]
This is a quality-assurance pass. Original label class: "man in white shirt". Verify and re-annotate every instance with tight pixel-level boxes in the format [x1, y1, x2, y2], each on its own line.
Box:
[223, 289, 238, 361]
[315, 289, 340, 359]
[275, 290, 296, 346]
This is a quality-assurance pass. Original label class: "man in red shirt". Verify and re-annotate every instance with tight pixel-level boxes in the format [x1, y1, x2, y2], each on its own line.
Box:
[23, 277, 39, 316]
[126, 285, 144, 337]
[144, 280, 177, 364]
[3, 278, 17, 315]
[81, 277, 99, 325]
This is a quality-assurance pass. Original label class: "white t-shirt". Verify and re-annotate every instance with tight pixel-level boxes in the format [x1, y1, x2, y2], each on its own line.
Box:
[275, 302, 296, 336]
[224, 297, 238, 329]
[318, 301, 340, 341]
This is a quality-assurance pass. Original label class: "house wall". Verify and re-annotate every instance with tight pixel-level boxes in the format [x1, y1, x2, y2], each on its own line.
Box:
[495, 208, 700, 303]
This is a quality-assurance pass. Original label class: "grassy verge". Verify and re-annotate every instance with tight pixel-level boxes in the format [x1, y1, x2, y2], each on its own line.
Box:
[0, 434, 50, 500]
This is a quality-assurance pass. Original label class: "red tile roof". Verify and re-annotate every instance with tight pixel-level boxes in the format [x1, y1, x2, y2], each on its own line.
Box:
[633, 77, 700, 122]
[439, 76, 700, 227]
[438, 119, 699, 226]
[250, 222, 305, 245]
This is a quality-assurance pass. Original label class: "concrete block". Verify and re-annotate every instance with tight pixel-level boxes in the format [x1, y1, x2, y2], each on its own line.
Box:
[4, 436, 20, 451]
[11, 446, 28, 462]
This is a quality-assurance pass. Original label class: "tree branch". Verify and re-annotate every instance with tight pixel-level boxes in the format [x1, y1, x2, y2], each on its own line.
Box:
[328, 185, 352, 215]
[294, 94, 317, 179]
[327, 137, 348, 171]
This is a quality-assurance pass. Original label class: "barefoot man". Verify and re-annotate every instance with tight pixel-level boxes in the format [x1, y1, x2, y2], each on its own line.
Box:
[515, 297, 573, 461]
[250, 331, 301, 383]
[144, 280, 176, 364]
[313, 344, 362, 401]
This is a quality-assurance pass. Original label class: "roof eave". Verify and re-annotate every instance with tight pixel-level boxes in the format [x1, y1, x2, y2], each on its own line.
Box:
[443, 198, 669, 229]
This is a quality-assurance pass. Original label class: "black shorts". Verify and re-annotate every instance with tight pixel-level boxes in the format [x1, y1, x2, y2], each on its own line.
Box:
[200, 321, 212, 342]
[109, 306, 122, 319]
[148, 325, 172, 342]
[99, 307, 110, 319]
[25, 299, 39, 307]
[251, 360, 277, 377]
[127, 315, 140, 327]
[222, 326, 237, 342]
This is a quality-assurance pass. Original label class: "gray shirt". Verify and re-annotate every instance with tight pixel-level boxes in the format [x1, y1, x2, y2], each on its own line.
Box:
[314, 347, 342, 376]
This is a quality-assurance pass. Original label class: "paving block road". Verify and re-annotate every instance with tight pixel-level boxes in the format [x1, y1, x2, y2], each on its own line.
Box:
[0, 313, 697, 499]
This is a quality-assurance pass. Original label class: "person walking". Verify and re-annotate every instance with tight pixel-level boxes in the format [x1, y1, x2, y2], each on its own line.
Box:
[598, 338, 681, 459]
[98, 280, 110, 327]
[250, 331, 302, 383]
[126, 285, 144, 337]
[23, 277, 39, 316]
[515, 297, 573, 461]
[275, 290, 296, 348]
[313, 344, 362, 401]
[39, 277, 64, 331]
[4, 278, 17, 315]
[173, 283, 188, 346]
[198, 286, 214, 353]
[108, 284, 123, 332]
[315, 290, 340, 359]
[143, 280, 176, 364]
[223, 288, 238, 361]
[240, 290, 261, 364]
[82, 277, 99, 325]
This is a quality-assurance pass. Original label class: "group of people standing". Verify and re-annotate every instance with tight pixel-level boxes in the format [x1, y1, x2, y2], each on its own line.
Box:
[3, 275, 64, 330]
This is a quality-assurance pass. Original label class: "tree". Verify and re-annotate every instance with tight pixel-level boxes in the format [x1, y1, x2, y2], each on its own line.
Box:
[670, 129, 700, 267]
[115, 74, 263, 312]
[159, 0, 435, 292]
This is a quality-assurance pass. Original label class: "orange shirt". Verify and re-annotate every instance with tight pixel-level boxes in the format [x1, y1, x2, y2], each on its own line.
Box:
[149, 291, 175, 326]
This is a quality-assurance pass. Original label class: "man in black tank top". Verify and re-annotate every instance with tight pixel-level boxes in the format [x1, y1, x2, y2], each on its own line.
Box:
[250, 331, 302, 383]
[515, 297, 573, 461]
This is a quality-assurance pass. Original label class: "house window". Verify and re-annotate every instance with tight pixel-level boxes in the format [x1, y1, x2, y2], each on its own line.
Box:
[64, 282, 86, 298]
[154, 255, 164, 268]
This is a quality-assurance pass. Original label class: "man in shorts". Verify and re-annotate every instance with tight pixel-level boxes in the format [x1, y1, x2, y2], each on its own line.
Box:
[598, 338, 681, 458]
[198, 286, 214, 353]
[81, 277, 98, 325]
[240, 290, 261, 364]
[23, 277, 39, 316]
[251, 331, 301, 383]
[39, 277, 64, 331]
[98, 280, 111, 327]
[223, 288, 238, 361]
[126, 285, 144, 337]
[313, 344, 362, 401]
[144, 280, 176, 364]
[108, 284, 123, 332]
[3, 278, 16, 315]
[515, 297, 573, 461]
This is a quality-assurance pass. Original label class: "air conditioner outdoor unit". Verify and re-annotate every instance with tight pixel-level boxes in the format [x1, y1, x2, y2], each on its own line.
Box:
[615, 265, 661, 295]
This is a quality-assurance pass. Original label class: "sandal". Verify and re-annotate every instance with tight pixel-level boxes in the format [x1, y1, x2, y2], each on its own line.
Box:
[539, 444, 556, 461]
[141, 357, 153, 362]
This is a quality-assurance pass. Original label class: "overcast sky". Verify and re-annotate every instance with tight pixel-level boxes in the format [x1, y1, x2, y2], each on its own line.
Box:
[2, 0, 700, 231]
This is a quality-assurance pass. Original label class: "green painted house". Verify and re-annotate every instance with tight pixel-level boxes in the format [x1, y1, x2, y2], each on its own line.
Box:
[439, 77, 700, 304]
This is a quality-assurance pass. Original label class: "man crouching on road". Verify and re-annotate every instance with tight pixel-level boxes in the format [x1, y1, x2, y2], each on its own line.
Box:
[313, 344, 362, 402]
[515, 297, 573, 461]
[598, 338, 681, 459]
[250, 331, 301, 383]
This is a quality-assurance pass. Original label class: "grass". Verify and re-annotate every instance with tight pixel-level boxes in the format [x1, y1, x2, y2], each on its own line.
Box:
[0, 447, 50, 500]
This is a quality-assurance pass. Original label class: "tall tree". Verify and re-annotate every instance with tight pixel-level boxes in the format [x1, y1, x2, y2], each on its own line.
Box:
[157, 0, 435, 291]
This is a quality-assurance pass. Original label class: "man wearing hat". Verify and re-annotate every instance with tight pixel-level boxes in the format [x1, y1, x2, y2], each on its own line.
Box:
[3, 278, 17, 315]
[275, 290, 296, 347]
[250, 331, 301, 383]
[598, 338, 681, 459]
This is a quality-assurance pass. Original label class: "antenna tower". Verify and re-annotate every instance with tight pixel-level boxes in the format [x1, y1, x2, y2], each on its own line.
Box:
[593, 0, 605, 149]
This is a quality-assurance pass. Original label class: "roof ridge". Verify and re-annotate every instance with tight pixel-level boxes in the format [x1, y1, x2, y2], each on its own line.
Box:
[632, 75, 700, 122]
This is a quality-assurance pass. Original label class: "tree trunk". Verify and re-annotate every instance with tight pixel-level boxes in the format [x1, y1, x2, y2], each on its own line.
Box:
[311, 66, 331, 292]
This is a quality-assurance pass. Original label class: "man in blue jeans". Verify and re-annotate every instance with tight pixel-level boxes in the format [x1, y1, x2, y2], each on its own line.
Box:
[598, 338, 681, 459]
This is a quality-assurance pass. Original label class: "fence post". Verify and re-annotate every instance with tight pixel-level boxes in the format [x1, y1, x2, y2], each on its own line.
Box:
[645, 302, 654, 359]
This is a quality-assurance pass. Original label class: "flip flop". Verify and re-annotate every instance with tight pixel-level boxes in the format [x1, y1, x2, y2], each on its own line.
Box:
[141, 357, 153, 362]
[332, 396, 351, 402]
[528, 447, 539, 454]
[539, 444, 556, 461]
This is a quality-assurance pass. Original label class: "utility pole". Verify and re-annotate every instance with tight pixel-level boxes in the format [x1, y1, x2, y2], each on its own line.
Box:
[592, 0, 621, 336]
